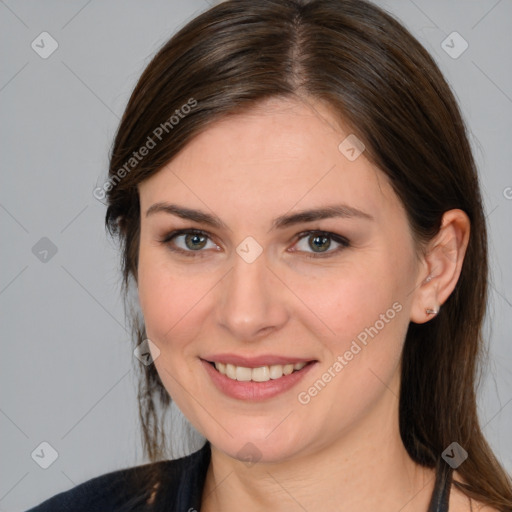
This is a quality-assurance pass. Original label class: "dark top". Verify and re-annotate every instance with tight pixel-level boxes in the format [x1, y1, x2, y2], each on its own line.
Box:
[26, 441, 452, 511]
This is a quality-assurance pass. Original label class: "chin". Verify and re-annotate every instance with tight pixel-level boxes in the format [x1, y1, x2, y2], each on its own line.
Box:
[205, 421, 317, 465]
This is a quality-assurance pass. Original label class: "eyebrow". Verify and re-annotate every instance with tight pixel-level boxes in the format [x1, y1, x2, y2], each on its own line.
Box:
[145, 202, 374, 231]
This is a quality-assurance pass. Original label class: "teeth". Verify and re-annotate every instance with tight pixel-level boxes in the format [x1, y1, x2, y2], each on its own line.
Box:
[226, 363, 236, 380]
[269, 364, 284, 379]
[213, 361, 307, 382]
[283, 364, 294, 375]
[235, 366, 252, 381]
[252, 366, 270, 382]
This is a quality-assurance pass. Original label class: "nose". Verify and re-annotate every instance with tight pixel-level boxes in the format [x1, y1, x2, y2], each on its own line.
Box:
[215, 249, 289, 342]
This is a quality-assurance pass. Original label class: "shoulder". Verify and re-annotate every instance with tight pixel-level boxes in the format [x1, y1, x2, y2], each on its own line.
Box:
[25, 461, 168, 512]
[449, 474, 502, 512]
[26, 443, 211, 512]
[449, 495, 501, 512]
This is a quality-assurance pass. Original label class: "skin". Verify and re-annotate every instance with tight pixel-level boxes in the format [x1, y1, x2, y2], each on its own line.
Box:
[136, 97, 477, 511]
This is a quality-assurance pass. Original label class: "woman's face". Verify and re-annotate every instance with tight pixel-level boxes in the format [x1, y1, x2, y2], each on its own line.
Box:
[137, 98, 424, 463]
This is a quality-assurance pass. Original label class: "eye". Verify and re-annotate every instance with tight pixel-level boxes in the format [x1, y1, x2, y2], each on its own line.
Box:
[159, 229, 219, 257]
[292, 231, 350, 258]
[159, 228, 350, 259]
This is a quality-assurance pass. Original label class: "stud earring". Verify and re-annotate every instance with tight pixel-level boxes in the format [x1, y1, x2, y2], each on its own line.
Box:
[425, 307, 439, 316]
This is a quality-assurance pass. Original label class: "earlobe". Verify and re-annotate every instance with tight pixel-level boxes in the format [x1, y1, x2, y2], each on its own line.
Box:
[409, 274, 441, 324]
[409, 209, 470, 325]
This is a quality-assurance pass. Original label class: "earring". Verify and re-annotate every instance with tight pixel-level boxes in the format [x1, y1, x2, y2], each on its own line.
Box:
[425, 307, 439, 316]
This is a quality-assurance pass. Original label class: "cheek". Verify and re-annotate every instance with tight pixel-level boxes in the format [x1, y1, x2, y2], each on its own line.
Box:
[294, 252, 410, 390]
[295, 270, 407, 423]
[298, 262, 401, 337]
[137, 246, 200, 349]
[137, 253, 207, 412]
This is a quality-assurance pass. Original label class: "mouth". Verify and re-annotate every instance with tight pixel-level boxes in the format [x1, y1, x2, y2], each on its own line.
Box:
[200, 357, 318, 401]
[206, 360, 312, 382]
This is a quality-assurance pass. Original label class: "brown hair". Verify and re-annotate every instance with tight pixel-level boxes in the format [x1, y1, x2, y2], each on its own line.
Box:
[104, 0, 512, 508]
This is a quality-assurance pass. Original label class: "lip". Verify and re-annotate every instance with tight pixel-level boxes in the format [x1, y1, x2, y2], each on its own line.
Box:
[200, 358, 318, 401]
[202, 353, 315, 368]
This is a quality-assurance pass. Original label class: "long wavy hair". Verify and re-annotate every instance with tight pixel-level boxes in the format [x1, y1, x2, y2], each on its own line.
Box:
[103, 0, 512, 508]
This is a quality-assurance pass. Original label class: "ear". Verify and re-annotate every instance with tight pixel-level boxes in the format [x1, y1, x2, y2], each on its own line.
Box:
[410, 209, 470, 324]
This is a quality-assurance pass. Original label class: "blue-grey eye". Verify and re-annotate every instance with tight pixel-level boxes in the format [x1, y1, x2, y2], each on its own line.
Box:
[308, 234, 331, 252]
[164, 230, 218, 253]
[184, 233, 208, 250]
[294, 232, 347, 255]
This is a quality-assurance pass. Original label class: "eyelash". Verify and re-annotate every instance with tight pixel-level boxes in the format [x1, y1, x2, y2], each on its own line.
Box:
[158, 228, 350, 259]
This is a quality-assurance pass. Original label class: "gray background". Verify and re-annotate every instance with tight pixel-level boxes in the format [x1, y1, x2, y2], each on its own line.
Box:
[0, 1, 510, 510]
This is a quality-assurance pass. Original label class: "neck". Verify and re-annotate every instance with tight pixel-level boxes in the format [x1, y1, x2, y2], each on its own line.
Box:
[200, 373, 436, 512]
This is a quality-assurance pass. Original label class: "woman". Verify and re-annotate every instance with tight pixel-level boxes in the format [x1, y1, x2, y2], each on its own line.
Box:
[28, 0, 512, 510]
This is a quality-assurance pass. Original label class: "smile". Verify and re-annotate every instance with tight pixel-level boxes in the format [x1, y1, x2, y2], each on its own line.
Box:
[212, 361, 307, 382]
[201, 358, 317, 401]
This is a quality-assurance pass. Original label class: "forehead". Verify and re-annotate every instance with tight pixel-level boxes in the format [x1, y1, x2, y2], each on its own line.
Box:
[139, 98, 401, 227]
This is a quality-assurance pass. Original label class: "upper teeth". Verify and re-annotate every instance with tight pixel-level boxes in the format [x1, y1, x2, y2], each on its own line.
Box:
[214, 362, 307, 382]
